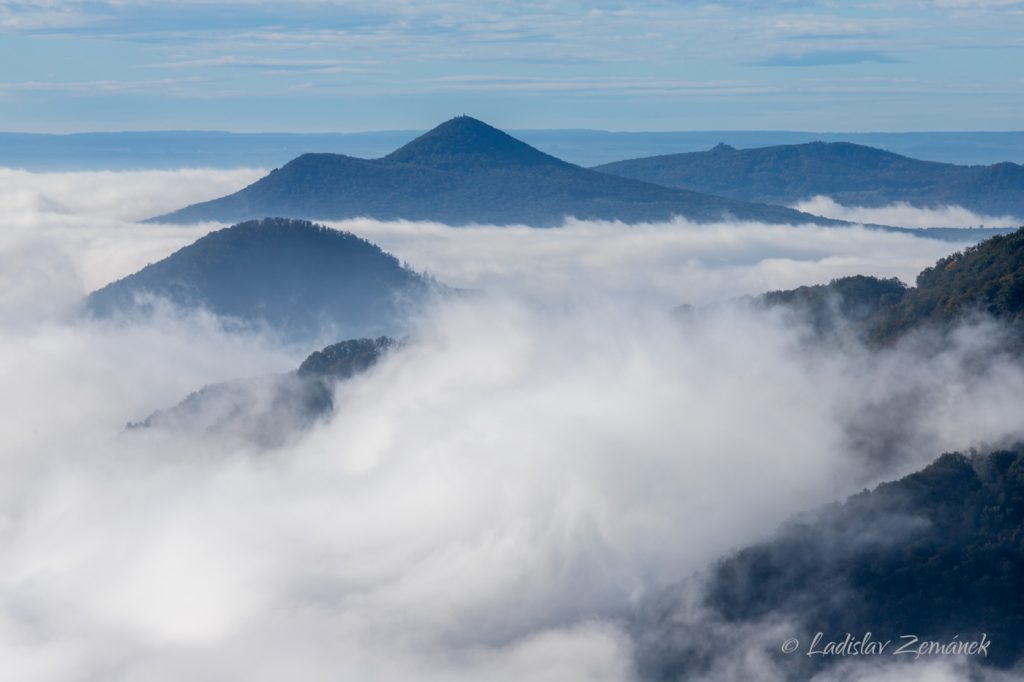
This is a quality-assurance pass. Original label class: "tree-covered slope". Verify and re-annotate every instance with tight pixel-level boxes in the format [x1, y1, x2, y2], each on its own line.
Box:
[870, 228, 1024, 342]
[148, 117, 838, 227]
[129, 336, 396, 447]
[756, 227, 1024, 344]
[759, 274, 908, 338]
[634, 446, 1024, 678]
[86, 218, 437, 344]
[594, 141, 1024, 218]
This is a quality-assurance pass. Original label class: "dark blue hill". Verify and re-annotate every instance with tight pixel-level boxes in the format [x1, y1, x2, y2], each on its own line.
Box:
[87, 218, 438, 344]
[594, 141, 1024, 218]
[149, 117, 838, 227]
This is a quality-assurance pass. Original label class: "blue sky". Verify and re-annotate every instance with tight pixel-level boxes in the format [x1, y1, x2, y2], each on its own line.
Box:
[0, 0, 1022, 132]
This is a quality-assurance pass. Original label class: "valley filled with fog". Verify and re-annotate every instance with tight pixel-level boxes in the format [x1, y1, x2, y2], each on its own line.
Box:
[2, 168, 1022, 681]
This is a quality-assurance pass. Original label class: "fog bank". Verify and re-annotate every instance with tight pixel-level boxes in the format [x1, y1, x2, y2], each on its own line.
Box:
[794, 195, 1023, 229]
[1, 167, 1019, 681]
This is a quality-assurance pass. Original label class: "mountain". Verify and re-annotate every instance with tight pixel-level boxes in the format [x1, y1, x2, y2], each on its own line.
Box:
[129, 337, 396, 447]
[594, 141, 1024, 219]
[86, 218, 438, 344]
[755, 226, 1024, 344]
[634, 445, 1024, 679]
[148, 117, 838, 227]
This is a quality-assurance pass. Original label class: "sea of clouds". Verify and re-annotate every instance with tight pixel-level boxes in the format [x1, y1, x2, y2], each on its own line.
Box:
[1, 168, 1021, 681]
[793, 195, 1023, 229]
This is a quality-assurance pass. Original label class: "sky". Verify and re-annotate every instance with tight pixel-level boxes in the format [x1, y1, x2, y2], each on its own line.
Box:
[1, 0, 1022, 132]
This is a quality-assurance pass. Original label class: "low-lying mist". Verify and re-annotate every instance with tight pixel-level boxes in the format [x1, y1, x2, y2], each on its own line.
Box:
[1, 168, 1020, 680]
[0, 167, 263, 323]
[793, 195, 1023, 229]
[324, 217, 965, 306]
[0, 167, 265, 222]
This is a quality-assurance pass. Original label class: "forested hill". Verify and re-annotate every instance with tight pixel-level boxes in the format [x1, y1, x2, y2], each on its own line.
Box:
[86, 218, 437, 344]
[129, 337, 397, 447]
[148, 116, 838, 227]
[634, 445, 1024, 679]
[757, 226, 1024, 344]
[594, 141, 1024, 219]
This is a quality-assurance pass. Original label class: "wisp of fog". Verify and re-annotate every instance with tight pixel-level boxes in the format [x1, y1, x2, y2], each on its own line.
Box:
[793, 195, 1023, 229]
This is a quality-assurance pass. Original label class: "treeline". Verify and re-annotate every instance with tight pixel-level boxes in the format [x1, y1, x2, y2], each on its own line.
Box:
[760, 226, 1024, 344]
[634, 445, 1024, 679]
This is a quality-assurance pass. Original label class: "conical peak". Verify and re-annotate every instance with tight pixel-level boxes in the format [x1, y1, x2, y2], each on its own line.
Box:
[383, 115, 565, 169]
[430, 115, 502, 137]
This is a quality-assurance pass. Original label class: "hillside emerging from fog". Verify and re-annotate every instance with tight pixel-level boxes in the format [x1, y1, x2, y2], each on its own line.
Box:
[130, 337, 396, 447]
[148, 117, 838, 227]
[86, 218, 438, 344]
[635, 445, 1024, 678]
[628, 227, 1024, 679]
[595, 142, 1024, 219]
[129, 226, 1024, 446]
[758, 227, 1024, 344]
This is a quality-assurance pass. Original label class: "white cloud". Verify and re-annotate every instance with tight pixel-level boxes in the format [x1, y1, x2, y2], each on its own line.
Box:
[0, 166, 262, 222]
[0, 167, 972, 318]
[154, 55, 375, 73]
[4, 286, 1023, 681]
[793, 195, 1023, 229]
[0, 167, 260, 313]
[0, 1, 96, 30]
[933, 0, 1024, 8]
[326, 217, 967, 305]
[0, 79, 203, 96]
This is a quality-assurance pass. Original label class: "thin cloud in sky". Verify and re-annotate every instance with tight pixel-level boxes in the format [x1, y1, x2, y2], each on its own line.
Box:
[755, 49, 902, 67]
[0, 78, 199, 96]
[154, 56, 377, 73]
[0, 1, 1021, 153]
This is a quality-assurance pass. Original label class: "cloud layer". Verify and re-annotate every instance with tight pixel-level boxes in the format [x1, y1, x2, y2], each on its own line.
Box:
[1, 168, 1021, 680]
[0, 167, 261, 321]
[326, 217, 965, 306]
[793, 195, 1024, 229]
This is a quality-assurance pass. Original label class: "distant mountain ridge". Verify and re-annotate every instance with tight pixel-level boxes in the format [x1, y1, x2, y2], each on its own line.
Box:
[87, 218, 438, 345]
[148, 116, 839, 227]
[594, 141, 1024, 219]
[5, 130, 1024, 171]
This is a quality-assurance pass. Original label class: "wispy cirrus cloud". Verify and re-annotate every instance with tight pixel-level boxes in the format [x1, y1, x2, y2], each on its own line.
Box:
[154, 56, 376, 74]
[0, 78, 200, 96]
[0, 0, 1022, 130]
[0, 1, 97, 30]
[755, 49, 902, 67]
[932, 0, 1024, 7]
[417, 75, 772, 96]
